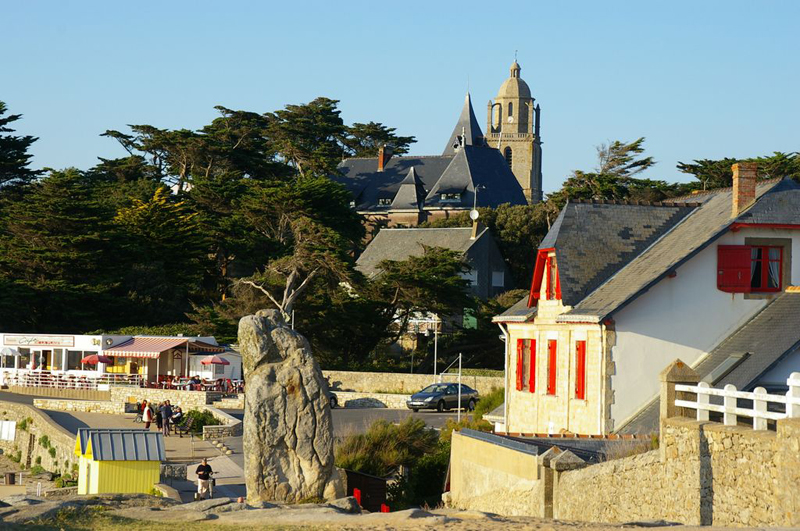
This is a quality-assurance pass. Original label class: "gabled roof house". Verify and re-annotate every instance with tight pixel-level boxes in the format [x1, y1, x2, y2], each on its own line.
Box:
[494, 163, 800, 435]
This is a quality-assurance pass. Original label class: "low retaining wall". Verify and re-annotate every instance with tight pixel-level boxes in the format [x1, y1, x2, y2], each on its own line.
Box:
[554, 417, 800, 527]
[213, 395, 244, 409]
[201, 406, 242, 439]
[110, 387, 222, 409]
[7, 386, 111, 401]
[323, 370, 503, 396]
[335, 391, 410, 409]
[448, 430, 543, 516]
[33, 398, 122, 414]
[0, 401, 77, 478]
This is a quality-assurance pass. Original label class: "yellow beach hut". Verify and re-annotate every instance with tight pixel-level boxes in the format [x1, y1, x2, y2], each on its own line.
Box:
[75, 428, 165, 495]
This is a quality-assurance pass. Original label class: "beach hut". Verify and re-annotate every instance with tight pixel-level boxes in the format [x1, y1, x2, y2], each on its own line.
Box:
[75, 428, 165, 495]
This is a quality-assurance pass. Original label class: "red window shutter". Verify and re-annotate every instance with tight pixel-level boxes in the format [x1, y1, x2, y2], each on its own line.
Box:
[717, 245, 752, 293]
[516, 339, 524, 391]
[547, 340, 557, 395]
[555, 263, 562, 300]
[575, 341, 586, 400]
[528, 340, 536, 393]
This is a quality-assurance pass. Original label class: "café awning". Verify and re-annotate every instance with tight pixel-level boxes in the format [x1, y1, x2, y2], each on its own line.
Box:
[104, 338, 188, 359]
[104, 337, 225, 359]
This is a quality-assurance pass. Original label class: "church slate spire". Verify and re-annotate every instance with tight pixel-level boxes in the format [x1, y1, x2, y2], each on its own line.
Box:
[442, 93, 485, 156]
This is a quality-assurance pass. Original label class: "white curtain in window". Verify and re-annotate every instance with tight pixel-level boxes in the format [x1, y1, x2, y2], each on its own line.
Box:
[768, 248, 781, 288]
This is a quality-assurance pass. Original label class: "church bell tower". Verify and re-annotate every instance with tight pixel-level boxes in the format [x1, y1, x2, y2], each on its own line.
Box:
[486, 61, 543, 203]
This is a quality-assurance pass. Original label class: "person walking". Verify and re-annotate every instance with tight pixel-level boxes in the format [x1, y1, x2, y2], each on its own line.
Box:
[143, 403, 154, 429]
[195, 458, 213, 500]
[155, 402, 163, 431]
[160, 400, 173, 437]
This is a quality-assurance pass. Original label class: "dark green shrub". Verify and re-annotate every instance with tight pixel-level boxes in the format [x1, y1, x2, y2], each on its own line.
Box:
[30, 465, 46, 475]
[185, 409, 221, 432]
[48, 447, 56, 458]
[35, 456, 41, 465]
[473, 387, 504, 422]
[38, 435, 51, 448]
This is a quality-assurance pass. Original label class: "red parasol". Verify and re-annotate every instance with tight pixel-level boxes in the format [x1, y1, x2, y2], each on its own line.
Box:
[200, 354, 230, 366]
[81, 354, 113, 365]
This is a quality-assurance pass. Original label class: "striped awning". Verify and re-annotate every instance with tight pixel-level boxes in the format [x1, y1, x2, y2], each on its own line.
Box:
[188, 340, 225, 353]
[104, 338, 188, 359]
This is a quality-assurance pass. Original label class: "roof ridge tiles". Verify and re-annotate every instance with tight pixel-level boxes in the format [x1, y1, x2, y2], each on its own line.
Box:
[569, 198, 701, 207]
[667, 176, 784, 202]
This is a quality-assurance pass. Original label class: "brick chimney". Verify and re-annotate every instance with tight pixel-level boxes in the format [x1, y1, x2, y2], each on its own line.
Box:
[377, 145, 393, 172]
[732, 162, 757, 217]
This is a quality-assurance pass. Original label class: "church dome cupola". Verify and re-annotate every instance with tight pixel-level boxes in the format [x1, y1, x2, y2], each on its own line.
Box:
[497, 60, 531, 99]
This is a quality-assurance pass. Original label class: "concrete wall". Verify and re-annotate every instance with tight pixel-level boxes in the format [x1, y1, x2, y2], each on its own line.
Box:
[448, 431, 543, 516]
[554, 416, 800, 527]
[0, 402, 77, 478]
[323, 370, 503, 396]
[109, 386, 221, 409]
[611, 228, 800, 428]
[335, 391, 410, 409]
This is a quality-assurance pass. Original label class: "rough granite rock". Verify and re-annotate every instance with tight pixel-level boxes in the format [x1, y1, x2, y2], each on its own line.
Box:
[240, 309, 345, 503]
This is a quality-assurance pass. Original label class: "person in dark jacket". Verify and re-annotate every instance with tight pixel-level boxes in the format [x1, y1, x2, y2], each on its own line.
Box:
[160, 401, 173, 436]
[155, 402, 163, 430]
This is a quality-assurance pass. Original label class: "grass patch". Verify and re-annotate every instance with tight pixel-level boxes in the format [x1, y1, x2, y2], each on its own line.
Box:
[473, 387, 503, 421]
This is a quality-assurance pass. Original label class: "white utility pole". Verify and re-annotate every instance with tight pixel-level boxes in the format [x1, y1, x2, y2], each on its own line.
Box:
[457, 353, 463, 423]
[433, 316, 439, 384]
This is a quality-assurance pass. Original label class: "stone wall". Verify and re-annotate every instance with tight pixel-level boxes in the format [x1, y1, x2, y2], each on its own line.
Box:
[109, 387, 221, 409]
[323, 370, 502, 396]
[553, 417, 800, 527]
[335, 391, 410, 409]
[0, 402, 77, 478]
[201, 406, 242, 439]
[8, 386, 111, 401]
[33, 398, 123, 414]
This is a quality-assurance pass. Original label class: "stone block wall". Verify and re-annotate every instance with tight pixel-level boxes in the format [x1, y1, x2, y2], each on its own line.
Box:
[33, 398, 123, 414]
[323, 370, 503, 396]
[335, 391, 410, 409]
[109, 387, 219, 409]
[201, 406, 242, 439]
[553, 417, 800, 527]
[0, 402, 77, 478]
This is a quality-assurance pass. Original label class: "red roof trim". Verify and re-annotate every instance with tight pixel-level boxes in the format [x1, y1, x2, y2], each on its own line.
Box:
[527, 249, 553, 307]
[730, 223, 800, 231]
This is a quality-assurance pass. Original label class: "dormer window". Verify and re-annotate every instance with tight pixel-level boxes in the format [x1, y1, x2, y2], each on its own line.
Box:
[441, 193, 461, 203]
[377, 198, 392, 207]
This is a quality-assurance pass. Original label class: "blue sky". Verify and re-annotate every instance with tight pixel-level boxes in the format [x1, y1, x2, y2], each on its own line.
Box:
[3, 1, 799, 193]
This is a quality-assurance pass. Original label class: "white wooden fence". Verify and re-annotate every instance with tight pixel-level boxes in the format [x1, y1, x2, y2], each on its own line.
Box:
[675, 372, 800, 430]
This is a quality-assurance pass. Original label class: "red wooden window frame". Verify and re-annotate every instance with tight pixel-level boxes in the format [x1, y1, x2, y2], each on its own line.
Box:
[575, 340, 587, 400]
[516, 339, 524, 391]
[547, 340, 557, 395]
[528, 339, 536, 393]
[718, 245, 783, 293]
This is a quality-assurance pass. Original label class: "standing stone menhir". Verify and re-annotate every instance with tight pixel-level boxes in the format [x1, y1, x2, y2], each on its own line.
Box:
[239, 309, 344, 503]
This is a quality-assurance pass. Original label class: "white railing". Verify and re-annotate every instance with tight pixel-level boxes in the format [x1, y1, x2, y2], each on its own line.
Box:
[675, 372, 800, 430]
[1, 370, 142, 390]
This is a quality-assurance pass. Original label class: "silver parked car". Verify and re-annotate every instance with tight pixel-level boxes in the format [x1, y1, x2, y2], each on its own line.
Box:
[406, 383, 479, 412]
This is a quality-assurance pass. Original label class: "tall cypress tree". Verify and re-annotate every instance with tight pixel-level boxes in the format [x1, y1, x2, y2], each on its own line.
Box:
[0, 169, 123, 331]
[0, 101, 40, 188]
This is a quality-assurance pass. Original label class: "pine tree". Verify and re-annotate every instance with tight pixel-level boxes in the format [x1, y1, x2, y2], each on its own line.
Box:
[0, 101, 40, 188]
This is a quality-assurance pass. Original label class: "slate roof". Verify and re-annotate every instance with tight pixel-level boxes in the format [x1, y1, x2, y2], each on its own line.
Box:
[334, 156, 452, 211]
[390, 167, 426, 211]
[356, 227, 486, 277]
[540, 201, 698, 307]
[442, 93, 485, 155]
[493, 295, 536, 322]
[559, 179, 792, 322]
[77, 428, 165, 461]
[734, 178, 800, 225]
[618, 291, 800, 434]
[425, 145, 527, 208]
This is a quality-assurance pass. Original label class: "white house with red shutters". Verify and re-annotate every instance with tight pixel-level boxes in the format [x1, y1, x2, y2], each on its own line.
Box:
[492, 163, 800, 435]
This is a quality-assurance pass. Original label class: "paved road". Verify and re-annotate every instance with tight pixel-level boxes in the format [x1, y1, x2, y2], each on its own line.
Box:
[223, 407, 461, 434]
